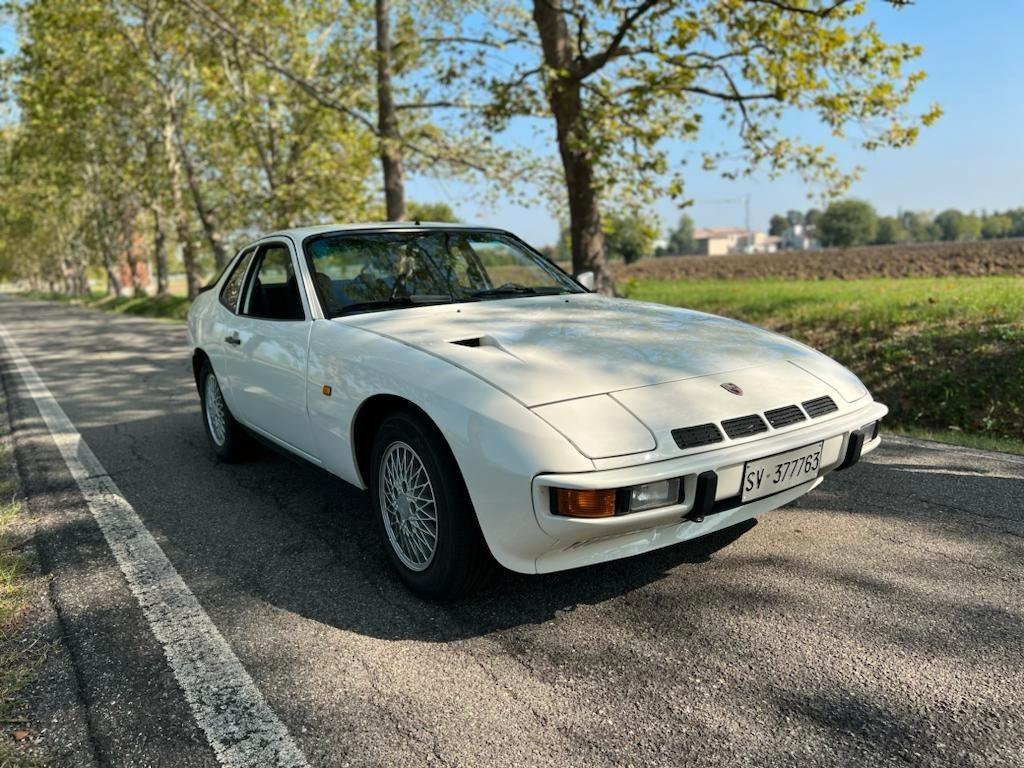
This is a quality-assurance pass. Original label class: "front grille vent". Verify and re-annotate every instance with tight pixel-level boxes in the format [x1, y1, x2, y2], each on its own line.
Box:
[721, 414, 769, 439]
[802, 395, 839, 418]
[764, 405, 806, 429]
[672, 423, 724, 450]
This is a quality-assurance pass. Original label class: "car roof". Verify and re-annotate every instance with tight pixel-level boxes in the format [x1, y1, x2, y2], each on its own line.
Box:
[260, 221, 506, 245]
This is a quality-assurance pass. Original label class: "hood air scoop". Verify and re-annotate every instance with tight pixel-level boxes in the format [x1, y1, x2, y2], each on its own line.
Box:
[448, 335, 521, 360]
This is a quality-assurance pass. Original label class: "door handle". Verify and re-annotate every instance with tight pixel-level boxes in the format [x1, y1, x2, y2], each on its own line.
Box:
[225, 333, 241, 346]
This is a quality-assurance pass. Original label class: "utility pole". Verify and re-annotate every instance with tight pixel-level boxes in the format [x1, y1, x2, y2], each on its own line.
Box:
[693, 195, 752, 233]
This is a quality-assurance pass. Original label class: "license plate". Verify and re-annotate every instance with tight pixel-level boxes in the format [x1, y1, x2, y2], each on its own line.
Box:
[741, 441, 824, 503]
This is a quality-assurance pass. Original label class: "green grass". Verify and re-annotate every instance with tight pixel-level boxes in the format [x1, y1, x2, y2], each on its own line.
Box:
[20, 290, 191, 322]
[627, 276, 1024, 454]
[16, 291, 83, 305]
[890, 427, 1024, 456]
[0, 402, 48, 766]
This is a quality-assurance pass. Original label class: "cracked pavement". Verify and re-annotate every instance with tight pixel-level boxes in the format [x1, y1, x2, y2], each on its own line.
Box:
[1, 296, 1022, 768]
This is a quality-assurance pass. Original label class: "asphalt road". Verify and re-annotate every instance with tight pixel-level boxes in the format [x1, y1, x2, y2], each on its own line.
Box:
[1, 296, 1022, 768]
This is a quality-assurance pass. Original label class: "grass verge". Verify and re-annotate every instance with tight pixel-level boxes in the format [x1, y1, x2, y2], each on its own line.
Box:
[627, 275, 1024, 455]
[19, 290, 191, 322]
[0, 393, 47, 766]
[889, 427, 1024, 456]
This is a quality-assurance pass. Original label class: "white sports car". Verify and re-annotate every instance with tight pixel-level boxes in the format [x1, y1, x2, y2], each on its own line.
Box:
[188, 223, 886, 599]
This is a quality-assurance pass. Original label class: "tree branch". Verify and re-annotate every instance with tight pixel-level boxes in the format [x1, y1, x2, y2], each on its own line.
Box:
[682, 85, 777, 102]
[578, 0, 667, 78]
[741, 0, 849, 17]
[394, 100, 483, 111]
[405, 35, 536, 49]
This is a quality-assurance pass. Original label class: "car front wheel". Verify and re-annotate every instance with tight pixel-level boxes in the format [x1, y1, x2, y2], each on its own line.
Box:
[370, 410, 493, 600]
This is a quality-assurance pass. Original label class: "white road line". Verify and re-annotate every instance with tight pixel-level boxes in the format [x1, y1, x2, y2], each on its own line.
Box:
[0, 326, 312, 768]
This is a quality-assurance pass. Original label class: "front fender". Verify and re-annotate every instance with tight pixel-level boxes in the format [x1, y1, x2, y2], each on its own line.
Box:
[306, 318, 594, 573]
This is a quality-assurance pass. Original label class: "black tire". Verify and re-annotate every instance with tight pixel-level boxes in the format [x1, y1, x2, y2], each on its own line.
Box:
[370, 410, 495, 600]
[198, 359, 250, 462]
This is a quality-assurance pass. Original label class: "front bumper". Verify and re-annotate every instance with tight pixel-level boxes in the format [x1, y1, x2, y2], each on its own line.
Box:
[530, 400, 887, 573]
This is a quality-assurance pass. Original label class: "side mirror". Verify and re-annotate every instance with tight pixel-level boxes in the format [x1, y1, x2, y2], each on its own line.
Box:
[576, 270, 595, 291]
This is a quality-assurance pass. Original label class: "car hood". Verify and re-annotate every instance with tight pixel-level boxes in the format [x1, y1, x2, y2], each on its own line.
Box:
[342, 293, 863, 408]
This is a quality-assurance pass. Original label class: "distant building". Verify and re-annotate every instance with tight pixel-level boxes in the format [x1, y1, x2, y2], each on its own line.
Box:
[780, 223, 819, 251]
[693, 227, 780, 256]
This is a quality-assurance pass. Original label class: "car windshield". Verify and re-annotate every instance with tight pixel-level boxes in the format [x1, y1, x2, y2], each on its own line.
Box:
[304, 229, 582, 317]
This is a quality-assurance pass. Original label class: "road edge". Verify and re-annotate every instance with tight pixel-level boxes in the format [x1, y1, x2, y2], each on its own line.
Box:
[885, 432, 1024, 465]
[0, 341, 100, 767]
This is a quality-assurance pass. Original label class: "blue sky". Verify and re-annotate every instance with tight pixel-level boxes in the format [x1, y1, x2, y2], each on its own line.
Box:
[4, 3, 1022, 246]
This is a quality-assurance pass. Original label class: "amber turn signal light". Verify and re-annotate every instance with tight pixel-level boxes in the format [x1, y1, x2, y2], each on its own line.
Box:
[553, 488, 617, 518]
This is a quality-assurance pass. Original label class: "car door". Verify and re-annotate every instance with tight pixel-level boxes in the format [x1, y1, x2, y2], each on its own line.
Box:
[206, 246, 257, 413]
[225, 240, 319, 460]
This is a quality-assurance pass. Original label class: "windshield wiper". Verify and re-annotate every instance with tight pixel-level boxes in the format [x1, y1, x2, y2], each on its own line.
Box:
[471, 285, 567, 299]
[336, 295, 454, 316]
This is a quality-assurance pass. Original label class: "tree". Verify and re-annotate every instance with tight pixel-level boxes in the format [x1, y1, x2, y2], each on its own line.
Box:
[406, 201, 458, 222]
[1, 0, 380, 296]
[6, 0, 150, 297]
[933, 209, 980, 242]
[180, 0, 516, 223]
[667, 213, 696, 255]
[934, 209, 961, 241]
[485, 1, 939, 293]
[805, 208, 823, 228]
[818, 200, 878, 247]
[1007, 208, 1024, 237]
[901, 210, 938, 242]
[189, 4, 377, 231]
[982, 215, 1012, 239]
[786, 210, 805, 226]
[874, 216, 905, 245]
[960, 214, 982, 242]
[603, 211, 659, 264]
[769, 214, 788, 237]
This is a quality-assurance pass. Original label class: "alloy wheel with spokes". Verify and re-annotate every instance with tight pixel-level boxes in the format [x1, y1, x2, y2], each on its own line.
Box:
[204, 373, 228, 447]
[369, 409, 495, 600]
[379, 441, 438, 571]
[199, 358, 249, 462]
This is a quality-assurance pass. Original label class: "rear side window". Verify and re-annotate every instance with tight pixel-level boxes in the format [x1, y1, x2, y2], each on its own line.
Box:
[220, 248, 256, 312]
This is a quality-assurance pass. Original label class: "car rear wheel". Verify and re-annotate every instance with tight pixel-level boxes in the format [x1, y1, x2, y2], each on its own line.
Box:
[370, 410, 494, 600]
[199, 359, 249, 462]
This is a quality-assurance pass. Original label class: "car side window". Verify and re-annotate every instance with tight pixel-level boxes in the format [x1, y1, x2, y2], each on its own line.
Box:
[240, 244, 306, 321]
[219, 248, 256, 313]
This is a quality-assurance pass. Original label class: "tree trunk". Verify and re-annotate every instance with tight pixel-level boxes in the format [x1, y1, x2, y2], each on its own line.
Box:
[163, 91, 201, 299]
[72, 255, 89, 296]
[119, 209, 146, 298]
[152, 205, 170, 296]
[61, 257, 73, 295]
[101, 246, 123, 298]
[375, 0, 406, 220]
[531, 1, 614, 295]
[125, 243, 146, 298]
[177, 125, 229, 271]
